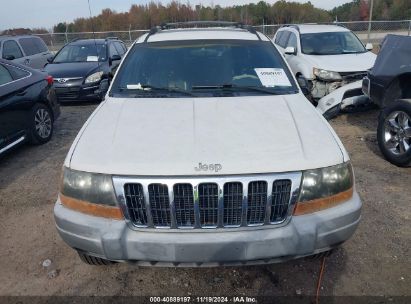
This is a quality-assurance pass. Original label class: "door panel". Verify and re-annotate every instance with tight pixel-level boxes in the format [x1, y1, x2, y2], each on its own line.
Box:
[0, 63, 33, 149]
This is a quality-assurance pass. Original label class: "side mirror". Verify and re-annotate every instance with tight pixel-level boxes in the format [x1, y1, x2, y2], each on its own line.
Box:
[110, 54, 121, 61]
[4, 55, 15, 60]
[47, 57, 54, 63]
[365, 43, 373, 51]
[284, 46, 297, 55]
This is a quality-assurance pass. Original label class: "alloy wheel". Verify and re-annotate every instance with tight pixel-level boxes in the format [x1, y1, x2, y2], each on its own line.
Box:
[34, 108, 52, 139]
[383, 110, 411, 155]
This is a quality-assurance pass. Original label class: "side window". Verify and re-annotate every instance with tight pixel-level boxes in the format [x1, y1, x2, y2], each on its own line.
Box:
[287, 32, 298, 49]
[33, 37, 48, 53]
[2, 40, 23, 59]
[279, 31, 291, 48]
[275, 31, 284, 44]
[109, 43, 119, 57]
[19, 38, 37, 56]
[0, 64, 13, 85]
[7, 65, 30, 80]
[113, 42, 125, 56]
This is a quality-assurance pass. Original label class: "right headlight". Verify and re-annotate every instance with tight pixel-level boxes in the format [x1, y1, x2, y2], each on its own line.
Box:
[313, 68, 342, 81]
[294, 162, 354, 215]
[59, 167, 122, 219]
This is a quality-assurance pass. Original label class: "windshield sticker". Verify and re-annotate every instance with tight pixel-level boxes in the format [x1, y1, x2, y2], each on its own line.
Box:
[254, 68, 292, 87]
[86, 56, 98, 62]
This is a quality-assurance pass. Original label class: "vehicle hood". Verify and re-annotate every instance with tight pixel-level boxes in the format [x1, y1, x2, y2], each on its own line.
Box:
[68, 95, 346, 176]
[304, 52, 376, 72]
[44, 62, 101, 78]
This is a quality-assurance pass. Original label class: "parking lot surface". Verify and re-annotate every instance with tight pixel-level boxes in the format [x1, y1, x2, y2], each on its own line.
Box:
[0, 104, 409, 296]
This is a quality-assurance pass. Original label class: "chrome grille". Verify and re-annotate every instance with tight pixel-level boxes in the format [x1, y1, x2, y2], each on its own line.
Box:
[124, 183, 148, 226]
[148, 184, 171, 227]
[114, 172, 301, 230]
[271, 180, 292, 222]
[247, 181, 267, 225]
[174, 184, 195, 227]
[223, 182, 243, 227]
[198, 183, 219, 227]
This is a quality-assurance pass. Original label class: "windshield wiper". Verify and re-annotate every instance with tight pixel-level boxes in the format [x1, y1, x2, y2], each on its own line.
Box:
[118, 84, 196, 97]
[192, 84, 295, 95]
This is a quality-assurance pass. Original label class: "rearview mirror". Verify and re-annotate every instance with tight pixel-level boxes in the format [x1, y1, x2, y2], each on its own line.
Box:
[365, 43, 373, 51]
[284, 46, 296, 55]
[4, 55, 15, 60]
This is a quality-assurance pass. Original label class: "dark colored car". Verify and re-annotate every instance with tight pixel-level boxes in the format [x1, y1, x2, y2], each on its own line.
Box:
[44, 38, 127, 103]
[362, 34, 411, 108]
[0, 58, 60, 156]
[362, 35, 411, 167]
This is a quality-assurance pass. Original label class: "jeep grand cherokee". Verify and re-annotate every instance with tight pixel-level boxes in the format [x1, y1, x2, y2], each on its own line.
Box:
[54, 22, 362, 266]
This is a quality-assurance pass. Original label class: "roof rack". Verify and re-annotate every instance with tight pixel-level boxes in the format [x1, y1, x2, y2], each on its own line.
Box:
[144, 21, 260, 42]
[105, 36, 118, 40]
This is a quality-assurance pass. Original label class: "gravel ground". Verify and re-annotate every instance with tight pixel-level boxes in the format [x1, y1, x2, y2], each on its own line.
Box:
[0, 104, 410, 297]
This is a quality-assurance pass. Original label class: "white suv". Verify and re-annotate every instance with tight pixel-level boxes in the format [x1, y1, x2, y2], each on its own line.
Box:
[274, 24, 376, 118]
[54, 22, 362, 266]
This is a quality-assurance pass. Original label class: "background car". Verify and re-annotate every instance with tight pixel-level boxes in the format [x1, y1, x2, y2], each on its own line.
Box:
[362, 35, 411, 166]
[0, 35, 53, 69]
[0, 58, 60, 155]
[273, 24, 376, 119]
[362, 34, 411, 108]
[44, 37, 127, 103]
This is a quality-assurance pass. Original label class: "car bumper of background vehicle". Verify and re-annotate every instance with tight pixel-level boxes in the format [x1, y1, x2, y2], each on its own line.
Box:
[54, 192, 362, 265]
[55, 83, 103, 102]
[316, 80, 370, 118]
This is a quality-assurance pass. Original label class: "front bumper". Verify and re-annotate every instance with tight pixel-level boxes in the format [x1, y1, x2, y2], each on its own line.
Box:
[316, 80, 370, 119]
[54, 81, 105, 103]
[54, 192, 362, 266]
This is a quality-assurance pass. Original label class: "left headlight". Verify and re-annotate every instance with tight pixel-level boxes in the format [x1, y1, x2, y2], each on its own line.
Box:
[59, 167, 122, 219]
[85, 71, 103, 84]
[313, 68, 342, 81]
[294, 162, 354, 215]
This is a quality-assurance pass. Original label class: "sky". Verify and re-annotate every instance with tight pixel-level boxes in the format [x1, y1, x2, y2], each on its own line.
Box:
[0, 0, 352, 31]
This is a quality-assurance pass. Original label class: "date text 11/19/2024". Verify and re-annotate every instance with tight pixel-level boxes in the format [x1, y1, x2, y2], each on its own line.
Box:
[149, 296, 257, 303]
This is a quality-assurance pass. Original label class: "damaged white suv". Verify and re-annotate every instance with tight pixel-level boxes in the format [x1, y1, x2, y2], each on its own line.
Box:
[55, 22, 362, 266]
[274, 24, 376, 119]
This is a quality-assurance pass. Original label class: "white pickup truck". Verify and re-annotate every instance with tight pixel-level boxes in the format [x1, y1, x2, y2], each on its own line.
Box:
[54, 22, 362, 266]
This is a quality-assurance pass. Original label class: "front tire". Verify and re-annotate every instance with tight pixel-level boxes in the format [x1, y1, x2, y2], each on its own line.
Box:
[28, 103, 53, 145]
[377, 99, 411, 167]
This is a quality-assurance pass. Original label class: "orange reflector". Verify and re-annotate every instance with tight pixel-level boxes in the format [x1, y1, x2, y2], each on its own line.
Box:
[59, 193, 123, 219]
[293, 187, 353, 216]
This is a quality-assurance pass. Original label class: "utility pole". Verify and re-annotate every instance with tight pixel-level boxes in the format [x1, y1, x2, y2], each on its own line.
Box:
[367, 0, 374, 42]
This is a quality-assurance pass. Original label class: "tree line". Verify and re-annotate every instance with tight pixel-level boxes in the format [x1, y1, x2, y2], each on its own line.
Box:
[2, 0, 411, 35]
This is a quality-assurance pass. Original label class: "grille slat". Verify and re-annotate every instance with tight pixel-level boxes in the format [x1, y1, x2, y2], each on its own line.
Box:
[198, 183, 219, 227]
[123, 177, 294, 229]
[174, 184, 195, 227]
[223, 182, 243, 226]
[149, 184, 171, 227]
[271, 180, 292, 223]
[124, 183, 148, 226]
[247, 181, 267, 225]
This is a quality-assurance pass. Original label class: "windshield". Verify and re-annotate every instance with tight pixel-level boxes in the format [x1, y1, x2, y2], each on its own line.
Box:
[301, 31, 366, 55]
[110, 39, 298, 98]
[53, 43, 107, 63]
